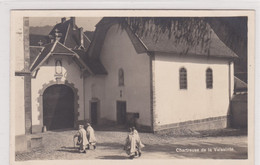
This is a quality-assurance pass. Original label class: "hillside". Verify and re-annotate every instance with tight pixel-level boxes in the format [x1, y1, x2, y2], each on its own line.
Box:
[30, 25, 53, 35]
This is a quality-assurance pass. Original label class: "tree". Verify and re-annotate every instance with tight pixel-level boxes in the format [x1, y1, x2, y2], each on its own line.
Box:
[119, 17, 248, 82]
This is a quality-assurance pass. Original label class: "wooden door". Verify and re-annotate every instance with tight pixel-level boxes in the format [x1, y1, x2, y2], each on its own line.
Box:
[43, 85, 74, 130]
[91, 102, 98, 125]
[117, 101, 126, 125]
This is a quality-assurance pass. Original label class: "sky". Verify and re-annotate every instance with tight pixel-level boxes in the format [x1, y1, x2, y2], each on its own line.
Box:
[29, 17, 102, 31]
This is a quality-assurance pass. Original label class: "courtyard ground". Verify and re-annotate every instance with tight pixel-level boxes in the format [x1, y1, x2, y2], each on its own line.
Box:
[15, 126, 248, 161]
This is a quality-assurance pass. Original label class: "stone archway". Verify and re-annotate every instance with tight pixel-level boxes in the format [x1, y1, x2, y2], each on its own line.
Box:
[37, 80, 79, 131]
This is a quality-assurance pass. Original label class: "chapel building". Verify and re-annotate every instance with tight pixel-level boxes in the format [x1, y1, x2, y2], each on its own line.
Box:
[14, 17, 243, 151]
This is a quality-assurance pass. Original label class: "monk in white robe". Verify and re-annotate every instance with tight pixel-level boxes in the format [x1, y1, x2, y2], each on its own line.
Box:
[74, 125, 88, 153]
[124, 128, 137, 157]
[132, 127, 144, 156]
[86, 123, 97, 149]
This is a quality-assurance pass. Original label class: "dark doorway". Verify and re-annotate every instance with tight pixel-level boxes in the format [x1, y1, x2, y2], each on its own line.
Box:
[43, 84, 74, 130]
[90, 102, 98, 125]
[117, 101, 127, 125]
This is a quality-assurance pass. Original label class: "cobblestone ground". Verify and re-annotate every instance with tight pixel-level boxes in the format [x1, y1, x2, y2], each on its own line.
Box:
[15, 127, 248, 161]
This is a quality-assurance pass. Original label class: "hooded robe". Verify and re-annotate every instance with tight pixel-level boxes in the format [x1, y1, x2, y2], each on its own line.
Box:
[74, 127, 89, 152]
[86, 126, 97, 145]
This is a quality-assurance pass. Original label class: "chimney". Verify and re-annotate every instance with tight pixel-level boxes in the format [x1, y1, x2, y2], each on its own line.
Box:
[80, 27, 84, 48]
[61, 17, 66, 23]
[70, 17, 76, 30]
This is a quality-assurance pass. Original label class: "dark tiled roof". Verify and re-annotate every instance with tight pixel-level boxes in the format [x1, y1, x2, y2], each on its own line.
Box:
[88, 17, 238, 60]
[30, 42, 55, 71]
[72, 49, 86, 59]
[63, 25, 80, 48]
[30, 41, 89, 72]
[234, 76, 247, 92]
[64, 27, 91, 50]
[29, 34, 50, 46]
[235, 73, 247, 84]
[29, 46, 44, 65]
[139, 27, 237, 58]
[49, 20, 70, 44]
[125, 25, 147, 54]
[84, 31, 94, 41]
[85, 58, 108, 75]
[86, 22, 111, 59]
[29, 18, 97, 74]
[73, 49, 107, 75]
[52, 42, 75, 55]
[83, 34, 91, 50]
[48, 19, 91, 50]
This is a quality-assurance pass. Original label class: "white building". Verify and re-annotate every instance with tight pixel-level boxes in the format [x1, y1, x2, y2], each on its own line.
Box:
[14, 17, 238, 151]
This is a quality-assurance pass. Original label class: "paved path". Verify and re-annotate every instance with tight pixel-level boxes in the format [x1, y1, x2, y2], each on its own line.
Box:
[15, 128, 247, 161]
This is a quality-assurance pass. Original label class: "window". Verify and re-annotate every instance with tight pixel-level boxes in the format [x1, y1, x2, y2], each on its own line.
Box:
[118, 68, 124, 86]
[206, 68, 213, 89]
[179, 67, 187, 89]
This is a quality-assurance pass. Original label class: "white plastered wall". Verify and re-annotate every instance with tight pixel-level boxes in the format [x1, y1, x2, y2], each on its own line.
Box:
[153, 53, 234, 126]
[31, 55, 84, 127]
[84, 75, 106, 121]
[92, 24, 152, 127]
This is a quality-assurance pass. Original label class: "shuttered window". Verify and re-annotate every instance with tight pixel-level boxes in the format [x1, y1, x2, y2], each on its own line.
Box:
[179, 67, 187, 89]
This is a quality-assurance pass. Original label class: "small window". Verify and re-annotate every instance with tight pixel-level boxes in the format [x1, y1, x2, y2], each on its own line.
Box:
[118, 68, 124, 86]
[179, 67, 187, 89]
[206, 68, 213, 89]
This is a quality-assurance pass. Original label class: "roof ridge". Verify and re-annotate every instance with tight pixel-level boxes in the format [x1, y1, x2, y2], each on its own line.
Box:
[30, 41, 57, 72]
[125, 23, 148, 52]
[83, 32, 91, 43]
[70, 48, 93, 74]
[63, 23, 70, 45]
[29, 46, 44, 67]
[55, 41, 76, 54]
[206, 22, 238, 58]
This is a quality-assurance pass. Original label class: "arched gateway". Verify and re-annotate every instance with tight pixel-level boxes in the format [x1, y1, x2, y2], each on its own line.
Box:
[43, 84, 74, 130]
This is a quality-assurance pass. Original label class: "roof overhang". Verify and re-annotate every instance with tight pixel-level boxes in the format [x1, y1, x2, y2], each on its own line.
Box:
[149, 50, 238, 60]
[30, 41, 93, 75]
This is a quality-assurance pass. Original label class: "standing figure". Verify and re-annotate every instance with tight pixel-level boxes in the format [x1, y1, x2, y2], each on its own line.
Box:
[124, 127, 143, 159]
[86, 123, 97, 149]
[74, 125, 89, 153]
[132, 127, 145, 157]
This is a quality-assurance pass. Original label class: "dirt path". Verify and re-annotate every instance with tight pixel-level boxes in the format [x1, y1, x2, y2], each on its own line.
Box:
[15, 129, 247, 160]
